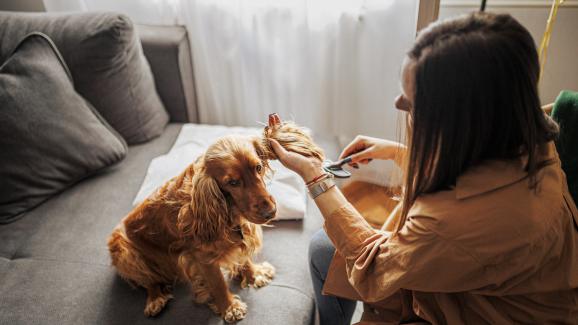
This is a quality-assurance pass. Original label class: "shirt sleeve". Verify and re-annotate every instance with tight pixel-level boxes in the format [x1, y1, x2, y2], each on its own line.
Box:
[323, 203, 489, 302]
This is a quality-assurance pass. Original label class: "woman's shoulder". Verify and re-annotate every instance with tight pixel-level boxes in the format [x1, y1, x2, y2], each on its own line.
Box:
[409, 145, 567, 245]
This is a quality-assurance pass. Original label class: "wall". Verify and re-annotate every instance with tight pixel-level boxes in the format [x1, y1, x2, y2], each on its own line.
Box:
[439, 0, 578, 104]
[0, 0, 44, 11]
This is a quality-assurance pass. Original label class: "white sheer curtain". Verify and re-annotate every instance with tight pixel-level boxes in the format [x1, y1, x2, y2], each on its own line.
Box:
[44, 0, 418, 142]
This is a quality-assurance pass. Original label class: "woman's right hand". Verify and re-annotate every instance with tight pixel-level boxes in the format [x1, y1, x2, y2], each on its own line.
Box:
[339, 135, 406, 166]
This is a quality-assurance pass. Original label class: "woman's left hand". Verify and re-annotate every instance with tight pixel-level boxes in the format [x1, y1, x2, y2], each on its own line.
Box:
[269, 139, 325, 183]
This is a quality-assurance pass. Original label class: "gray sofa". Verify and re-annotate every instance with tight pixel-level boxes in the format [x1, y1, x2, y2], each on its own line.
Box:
[0, 13, 340, 325]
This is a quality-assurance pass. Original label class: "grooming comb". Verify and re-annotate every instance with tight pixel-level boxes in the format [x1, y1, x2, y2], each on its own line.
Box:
[322, 157, 352, 178]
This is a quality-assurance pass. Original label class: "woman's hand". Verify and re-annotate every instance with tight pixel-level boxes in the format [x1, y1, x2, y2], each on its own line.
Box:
[339, 135, 406, 166]
[269, 139, 325, 182]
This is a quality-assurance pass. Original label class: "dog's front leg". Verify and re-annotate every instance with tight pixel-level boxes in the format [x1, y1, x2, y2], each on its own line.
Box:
[197, 262, 247, 323]
[239, 259, 276, 289]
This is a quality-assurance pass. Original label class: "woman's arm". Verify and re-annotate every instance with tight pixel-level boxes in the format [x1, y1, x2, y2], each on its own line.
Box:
[312, 189, 488, 301]
[269, 137, 399, 218]
[269, 138, 392, 257]
[313, 185, 349, 217]
[272, 134, 405, 217]
[270, 139, 486, 301]
[268, 138, 351, 217]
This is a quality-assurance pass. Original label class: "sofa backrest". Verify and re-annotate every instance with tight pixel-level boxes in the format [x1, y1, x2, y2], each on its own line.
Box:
[137, 24, 199, 123]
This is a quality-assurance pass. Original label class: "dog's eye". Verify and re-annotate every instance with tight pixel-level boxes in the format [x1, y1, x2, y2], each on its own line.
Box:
[256, 164, 262, 173]
[228, 179, 240, 187]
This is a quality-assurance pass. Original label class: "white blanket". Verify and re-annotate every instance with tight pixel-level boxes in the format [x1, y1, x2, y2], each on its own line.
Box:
[133, 124, 307, 220]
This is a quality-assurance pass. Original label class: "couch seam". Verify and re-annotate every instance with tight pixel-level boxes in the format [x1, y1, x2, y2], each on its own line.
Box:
[267, 282, 314, 301]
[4, 255, 110, 268]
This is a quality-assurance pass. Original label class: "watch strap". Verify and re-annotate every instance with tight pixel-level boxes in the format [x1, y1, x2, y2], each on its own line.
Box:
[308, 175, 336, 199]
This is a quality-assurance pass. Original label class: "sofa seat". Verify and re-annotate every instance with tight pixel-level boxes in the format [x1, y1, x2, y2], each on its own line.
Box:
[0, 123, 342, 324]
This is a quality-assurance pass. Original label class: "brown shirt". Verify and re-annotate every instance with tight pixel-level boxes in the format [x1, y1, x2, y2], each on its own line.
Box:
[322, 143, 578, 324]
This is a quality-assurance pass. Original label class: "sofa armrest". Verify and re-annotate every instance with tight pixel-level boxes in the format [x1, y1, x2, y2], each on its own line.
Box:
[137, 24, 199, 123]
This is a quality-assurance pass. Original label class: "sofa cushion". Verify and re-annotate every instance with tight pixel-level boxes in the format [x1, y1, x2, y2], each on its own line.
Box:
[0, 12, 169, 144]
[0, 258, 314, 325]
[0, 32, 127, 224]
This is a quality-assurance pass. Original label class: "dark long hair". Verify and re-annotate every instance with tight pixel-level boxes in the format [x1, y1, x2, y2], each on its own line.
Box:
[398, 12, 558, 230]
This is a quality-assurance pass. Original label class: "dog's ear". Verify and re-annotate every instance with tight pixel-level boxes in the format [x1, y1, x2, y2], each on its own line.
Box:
[177, 172, 228, 243]
[252, 136, 272, 174]
[262, 122, 325, 161]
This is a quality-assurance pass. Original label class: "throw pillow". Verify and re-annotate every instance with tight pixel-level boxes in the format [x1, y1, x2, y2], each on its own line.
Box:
[0, 32, 127, 223]
[0, 12, 169, 144]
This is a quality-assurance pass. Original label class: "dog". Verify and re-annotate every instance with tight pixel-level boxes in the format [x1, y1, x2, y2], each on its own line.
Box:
[108, 114, 324, 322]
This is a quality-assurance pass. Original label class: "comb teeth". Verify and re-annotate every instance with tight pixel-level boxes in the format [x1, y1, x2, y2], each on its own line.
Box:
[322, 160, 351, 178]
[326, 157, 352, 170]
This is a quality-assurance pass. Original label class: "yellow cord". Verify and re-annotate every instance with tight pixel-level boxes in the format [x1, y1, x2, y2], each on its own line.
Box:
[538, 0, 565, 81]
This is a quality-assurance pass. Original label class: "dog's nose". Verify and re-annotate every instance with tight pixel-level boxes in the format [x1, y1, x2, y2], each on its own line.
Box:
[253, 197, 275, 211]
[260, 208, 277, 220]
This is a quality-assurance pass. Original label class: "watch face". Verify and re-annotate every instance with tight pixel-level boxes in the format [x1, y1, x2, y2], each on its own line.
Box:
[309, 177, 336, 199]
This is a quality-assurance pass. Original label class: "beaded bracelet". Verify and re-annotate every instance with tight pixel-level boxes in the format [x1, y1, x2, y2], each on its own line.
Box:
[306, 172, 330, 186]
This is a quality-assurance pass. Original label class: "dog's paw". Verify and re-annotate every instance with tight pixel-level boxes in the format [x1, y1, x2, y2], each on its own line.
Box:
[223, 296, 247, 323]
[242, 261, 275, 289]
[253, 261, 275, 288]
[144, 293, 173, 317]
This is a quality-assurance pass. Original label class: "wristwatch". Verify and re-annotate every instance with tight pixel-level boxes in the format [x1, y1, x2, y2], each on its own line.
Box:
[307, 173, 336, 199]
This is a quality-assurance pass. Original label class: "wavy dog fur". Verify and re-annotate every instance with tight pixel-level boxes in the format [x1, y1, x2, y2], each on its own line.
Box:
[108, 122, 323, 322]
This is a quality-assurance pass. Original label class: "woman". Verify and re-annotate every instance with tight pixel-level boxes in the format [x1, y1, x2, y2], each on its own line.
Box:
[269, 12, 578, 324]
